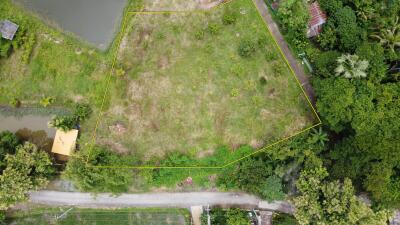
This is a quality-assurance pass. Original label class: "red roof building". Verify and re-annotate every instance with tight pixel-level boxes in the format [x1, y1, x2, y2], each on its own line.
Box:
[307, 2, 327, 38]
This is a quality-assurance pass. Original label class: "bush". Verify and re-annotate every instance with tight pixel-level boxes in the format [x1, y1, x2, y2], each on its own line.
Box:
[63, 146, 132, 193]
[207, 23, 221, 35]
[39, 96, 55, 107]
[9, 98, 21, 108]
[194, 29, 205, 40]
[260, 175, 286, 201]
[222, 10, 237, 25]
[0, 39, 12, 58]
[48, 115, 76, 131]
[238, 39, 256, 58]
[313, 51, 341, 78]
[73, 103, 92, 122]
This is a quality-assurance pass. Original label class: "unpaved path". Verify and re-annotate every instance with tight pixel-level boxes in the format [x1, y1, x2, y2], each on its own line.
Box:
[29, 191, 294, 214]
[252, 0, 316, 105]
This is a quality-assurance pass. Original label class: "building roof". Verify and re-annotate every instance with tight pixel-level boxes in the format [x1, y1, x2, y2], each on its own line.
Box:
[0, 20, 19, 40]
[51, 129, 79, 156]
[307, 2, 327, 37]
[309, 2, 327, 28]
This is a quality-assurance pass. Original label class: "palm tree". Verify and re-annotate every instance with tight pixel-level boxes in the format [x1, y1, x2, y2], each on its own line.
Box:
[335, 54, 369, 79]
[308, 127, 329, 146]
[370, 16, 400, 52]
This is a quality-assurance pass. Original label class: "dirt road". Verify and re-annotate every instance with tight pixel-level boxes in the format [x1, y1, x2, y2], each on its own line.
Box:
[29, 191, 294, 214]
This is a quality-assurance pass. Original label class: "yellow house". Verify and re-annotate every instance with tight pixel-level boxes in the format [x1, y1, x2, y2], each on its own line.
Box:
[51, 129, 79, 156]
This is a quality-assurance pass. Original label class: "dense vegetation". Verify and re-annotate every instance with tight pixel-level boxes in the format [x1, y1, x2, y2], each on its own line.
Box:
[0, 131, 54, 211]
[272, 0, 400, 222]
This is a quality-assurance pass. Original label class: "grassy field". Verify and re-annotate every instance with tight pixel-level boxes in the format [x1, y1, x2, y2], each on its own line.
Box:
[94, 0, 316, 163]
[6, 207, 190, 225]
[0, 0, 109, 109]
[1, 0, 317, 167]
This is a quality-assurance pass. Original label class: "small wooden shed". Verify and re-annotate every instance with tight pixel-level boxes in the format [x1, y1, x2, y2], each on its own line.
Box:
[0, 20, 19, 40]
[51, 129, 79, 156]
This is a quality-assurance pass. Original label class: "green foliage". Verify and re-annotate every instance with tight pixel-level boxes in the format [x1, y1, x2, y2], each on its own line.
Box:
[314, 78, 355, 132]
[63, 146, 132, 193]
[293, 165, 391, 225]
[335, 54, 369, 78]
[237, 39, 256, 58]
[222, 10, 237, 25]
[194, 29, 205, 40]
[333, 6, 364, 52]
[0, 131, 19, 168]
[273, 213, 299, 225]
[226, 208, 250, 225]
[312, 51, 340, 78]
[0, 38, 12, 58]
[20, 32, 36, 64]
[207, 23, 221, 35]
[356, 42, 387, 82]
[260, 175, 286, 201]
[48, 115, 76, 131]
[39, 96, 55, 107]
[9, 98, 21, 108]
[49, 103, 92, 131]
[73, 103, 92, 122]
[217, 157, 273, 195]
[277, 0, 309, 32]
[0, 142, 54, 210]
[0, 210, 4, 224]
[318, 0, 343, 15]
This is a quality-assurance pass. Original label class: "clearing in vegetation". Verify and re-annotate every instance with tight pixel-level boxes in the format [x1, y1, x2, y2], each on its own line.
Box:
[90, 0, 318, 166]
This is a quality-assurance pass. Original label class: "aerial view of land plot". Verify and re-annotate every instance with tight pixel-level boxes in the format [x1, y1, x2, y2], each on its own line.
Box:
[93, 0, 317, 165]
[1, 0, 399, 223]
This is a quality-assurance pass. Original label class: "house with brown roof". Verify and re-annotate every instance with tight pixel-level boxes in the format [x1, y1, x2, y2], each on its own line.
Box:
[307, 2, 327, 38]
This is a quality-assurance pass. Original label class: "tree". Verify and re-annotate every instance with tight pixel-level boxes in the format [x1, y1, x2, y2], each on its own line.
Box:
[335, 54, 369, 79]
[370, 16, 400, 53]
[63, 146, 132, 193]
[293, 166, 391, 225]
[277, 0, 309, 32]
[307, 128, 328, 147]
[314, 77, 355, 132]
[260, 175, 286, 201]
[226, 208, 249, 225]
[334, 6, 364, 52]
[0, 131, 19, 168]
[0, 142, 53, 210]
[217, 157, 273, 195]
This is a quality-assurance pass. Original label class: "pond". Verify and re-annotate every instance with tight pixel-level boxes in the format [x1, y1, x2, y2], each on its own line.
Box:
[14, 0, 127, 49]
[0, 114, 56, 151]
[0, 114, 55, 136]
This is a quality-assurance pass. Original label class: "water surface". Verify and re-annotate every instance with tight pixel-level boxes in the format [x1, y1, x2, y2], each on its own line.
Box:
[0, 114, 55, 136]
[15, 0, 127, 49]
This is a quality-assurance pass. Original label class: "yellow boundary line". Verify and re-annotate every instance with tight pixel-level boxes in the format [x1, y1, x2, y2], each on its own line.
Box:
[86, 0, 322, 169]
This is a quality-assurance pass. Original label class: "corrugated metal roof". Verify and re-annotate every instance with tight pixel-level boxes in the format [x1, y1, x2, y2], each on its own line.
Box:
[309, 2, 327, 28]
[0, 19, 19, 40]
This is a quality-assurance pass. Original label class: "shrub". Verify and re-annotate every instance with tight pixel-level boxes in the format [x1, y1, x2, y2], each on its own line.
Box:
[260, 175, 286, 201]
[73, 103, 92, 122]
[207, 23, 221, 35]
[39, 96, 55, 107]
[0, 39, 12, 58]
[48, 115, 76, 131]
[222, 10, 237, 25]
[238, 39, 256, 57]
[9, 98, 21, 108]
[64, 146, 132, 193]
[21, 33, 36, 64]
[194, 29, 205, 40]
[265, 51, 278, 61]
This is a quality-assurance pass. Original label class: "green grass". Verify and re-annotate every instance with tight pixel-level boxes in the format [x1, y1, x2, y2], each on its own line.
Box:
[0, 0, 109, 108]
[93, 0, 316, 164]
[6, 207, 190, 225]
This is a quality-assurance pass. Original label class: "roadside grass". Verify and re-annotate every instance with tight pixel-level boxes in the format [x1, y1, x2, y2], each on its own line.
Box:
[0, 0, 109, 109]
[6, 207, 190, 225]
[94, 0, 315, 164]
